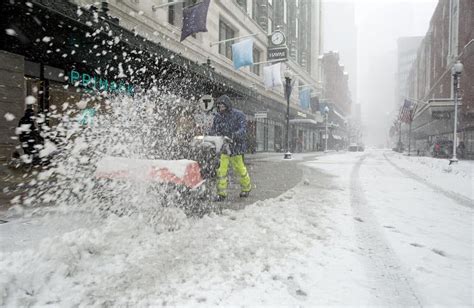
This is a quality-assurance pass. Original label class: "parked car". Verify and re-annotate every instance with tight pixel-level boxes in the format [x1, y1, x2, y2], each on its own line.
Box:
[348, 143, 358, 152]
[357, 144, 365, 152]
[431, 140, 453, 158]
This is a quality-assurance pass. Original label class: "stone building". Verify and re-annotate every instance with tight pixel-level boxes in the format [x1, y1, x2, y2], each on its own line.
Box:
[407, 0, 473, 157]
[319, 51, 352, 149]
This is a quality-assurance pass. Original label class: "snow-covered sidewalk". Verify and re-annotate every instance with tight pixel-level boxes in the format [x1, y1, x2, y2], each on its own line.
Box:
[0, 160, 369, 306]
[384, 151, 473, 202]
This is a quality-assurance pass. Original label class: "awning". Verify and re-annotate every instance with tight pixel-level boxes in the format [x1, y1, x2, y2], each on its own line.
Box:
[289, 119, 319, 125]
[322, 134, 342, 140]
[314, 112, 324, 123]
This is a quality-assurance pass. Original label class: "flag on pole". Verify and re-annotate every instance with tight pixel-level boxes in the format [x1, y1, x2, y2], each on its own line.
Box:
[232, 38, 254, 69]
[299, 88, 311, 109]
[399, 99, 415, 123]
[180, 0, 211, 42]
[263, 62, 282, 88]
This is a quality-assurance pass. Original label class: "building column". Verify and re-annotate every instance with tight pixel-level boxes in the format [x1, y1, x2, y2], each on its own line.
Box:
[0, 51, 25, 161]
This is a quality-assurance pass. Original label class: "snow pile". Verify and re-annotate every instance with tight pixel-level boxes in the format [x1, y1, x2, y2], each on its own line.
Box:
[386, 152, 473, 200]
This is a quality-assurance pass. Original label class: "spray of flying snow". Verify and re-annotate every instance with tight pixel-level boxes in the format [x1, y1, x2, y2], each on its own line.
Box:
[4, 113, 15, 121]
[5, 2, 217, 229]
[5, 29, 17, 36]
[9, 89, 211, 230]
[25, 95, 37, 105]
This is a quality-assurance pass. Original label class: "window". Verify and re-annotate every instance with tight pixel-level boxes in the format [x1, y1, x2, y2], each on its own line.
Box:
[219, 20, 235, 60]
[252, 48, 261, 75]
[252, 0, 258, 20]
[448, 0, 459, 59]
[168, 0, 176, 25]
[168, 0, 197, 27]
[296, 18, 298, 38]
[268, 17, 273, 35]
[283, 0, 287, 24]
[236, 0, 247, 12]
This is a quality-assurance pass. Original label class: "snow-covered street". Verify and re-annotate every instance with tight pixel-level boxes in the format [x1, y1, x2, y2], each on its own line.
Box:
[1, 150, 472, 307]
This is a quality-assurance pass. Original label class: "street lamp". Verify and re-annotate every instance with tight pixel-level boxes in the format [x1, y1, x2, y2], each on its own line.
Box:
[397, 119, 402, 152]
[407, 103, 414, 156]
[324, 105, 329, 152]
[450, 60, 463, 164]
[283, 69, 292, 159]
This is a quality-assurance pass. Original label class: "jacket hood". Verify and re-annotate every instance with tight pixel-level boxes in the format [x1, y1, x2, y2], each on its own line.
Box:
[216, 95, 232, 111]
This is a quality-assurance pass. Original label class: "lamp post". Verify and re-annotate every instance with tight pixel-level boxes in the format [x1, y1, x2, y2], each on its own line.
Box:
[397, 119, 402, 152]
[450, 60, 463, 164]
[324, 105, 329, 152]
[283, 70, 292, 159]
[407, 103, 414, 156]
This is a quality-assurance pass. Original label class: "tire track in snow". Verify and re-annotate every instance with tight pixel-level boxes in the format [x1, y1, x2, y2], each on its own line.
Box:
[350, 154, 422, 307]
[383, 153, 473, 209]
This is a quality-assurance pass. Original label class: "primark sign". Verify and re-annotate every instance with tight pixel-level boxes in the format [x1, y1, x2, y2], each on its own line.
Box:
[69, 69, 135, 95]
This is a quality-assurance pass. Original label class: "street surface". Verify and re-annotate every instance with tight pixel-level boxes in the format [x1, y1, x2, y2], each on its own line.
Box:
[0, 150, 472, 306]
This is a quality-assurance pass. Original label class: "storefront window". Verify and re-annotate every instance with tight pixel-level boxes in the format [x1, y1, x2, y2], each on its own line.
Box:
[256, 118, 267, 151]
[268, 121, 275, 151]
[219, 20, 236, 60]
[465, 130, 474, 154]
[48, 82, 83, 127]
[25, 77, 41, 114]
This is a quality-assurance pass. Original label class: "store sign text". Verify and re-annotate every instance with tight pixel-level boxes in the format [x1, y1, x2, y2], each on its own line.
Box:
[69, 69, 135, 95]
[431, 111, 451, 119]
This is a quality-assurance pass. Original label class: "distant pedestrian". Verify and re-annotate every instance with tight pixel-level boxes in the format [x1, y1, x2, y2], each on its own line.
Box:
[17, 108, 43, 165]
[457, 141, 466, 159]
[209, 95, 252, 201]
[434, 143, 441, 157]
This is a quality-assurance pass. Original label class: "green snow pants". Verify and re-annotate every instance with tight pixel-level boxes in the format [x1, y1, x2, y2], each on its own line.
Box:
[216, 154, 251, 197]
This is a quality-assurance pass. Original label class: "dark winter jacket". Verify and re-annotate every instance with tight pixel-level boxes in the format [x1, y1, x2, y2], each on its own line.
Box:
[18, 109, 43, 157]
[210, 95, 247, 155]
[18, 109, 40, 145]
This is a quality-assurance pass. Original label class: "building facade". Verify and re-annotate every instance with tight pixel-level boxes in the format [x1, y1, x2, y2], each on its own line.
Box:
[0, 0, 324, 161]
[396, 36, 423, 109]
[319, 51, 352, 150]
[406, 0, 474, 158]
[322, 0, 357, 101]
[391, 36, 423, 149]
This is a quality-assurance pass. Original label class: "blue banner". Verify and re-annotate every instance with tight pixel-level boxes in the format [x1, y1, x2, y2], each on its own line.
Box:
[232, 38, 254, 69]
[299, 88, 311, 109]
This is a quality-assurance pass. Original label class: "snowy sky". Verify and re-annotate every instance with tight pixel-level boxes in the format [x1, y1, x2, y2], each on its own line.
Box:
[356, 0, 438, 146]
